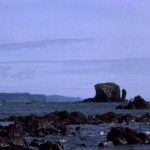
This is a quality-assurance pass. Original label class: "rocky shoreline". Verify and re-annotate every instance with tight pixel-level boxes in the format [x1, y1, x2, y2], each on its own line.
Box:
[0, 111, 150, 149]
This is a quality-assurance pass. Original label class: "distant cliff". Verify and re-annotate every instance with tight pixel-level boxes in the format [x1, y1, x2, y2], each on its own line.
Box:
[46, 95, 81, 102]
[0, 93, 81, 102]
[0, 93, 46, 102]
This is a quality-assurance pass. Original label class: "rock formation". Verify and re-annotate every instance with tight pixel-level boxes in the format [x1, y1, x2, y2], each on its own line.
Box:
[1, 111, 150, 149]
[116, 95, 149, 109]
[83, 82, 125, 102]
[99, 127, 150, 146]
[94, 83, 120, 101]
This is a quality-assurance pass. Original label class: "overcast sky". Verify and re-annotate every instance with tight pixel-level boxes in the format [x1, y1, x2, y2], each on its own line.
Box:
[0, 0, 150, 99]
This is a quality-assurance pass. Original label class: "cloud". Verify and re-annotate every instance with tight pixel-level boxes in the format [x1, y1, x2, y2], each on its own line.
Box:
[0, 58, 150, 79]
[11, 69, 36, 80]
[0, 60, 56, 64]
[0, 64, 36, 80]
[0, 66, 11, 77]
[0, 39, 92, 51]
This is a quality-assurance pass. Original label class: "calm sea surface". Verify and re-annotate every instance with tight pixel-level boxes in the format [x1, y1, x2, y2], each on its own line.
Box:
[0, 102, 150, 150]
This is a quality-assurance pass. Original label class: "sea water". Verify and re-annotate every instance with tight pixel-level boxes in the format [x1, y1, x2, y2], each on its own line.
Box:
[0, 102, 150, 150]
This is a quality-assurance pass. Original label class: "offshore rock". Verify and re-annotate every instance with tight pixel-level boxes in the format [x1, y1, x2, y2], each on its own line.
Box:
[133, 95, 149, 109]
[83, 82, 125, 102]
[116, 95, 149, 109]
[95, 83, 120, 101]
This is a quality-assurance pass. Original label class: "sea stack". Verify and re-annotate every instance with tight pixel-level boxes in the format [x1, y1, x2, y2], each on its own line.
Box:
[83, 82, 125, 102]
[94, 83, 120, 102]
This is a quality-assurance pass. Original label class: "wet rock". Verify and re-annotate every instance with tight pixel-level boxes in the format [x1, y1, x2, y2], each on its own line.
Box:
[124, 101, 135, 109]
[107, 127, 150, 145]
[116, 105, 124, 109]
[33, 127, 60, 137]
[133, 95, 149, 109]
[7, 136, 28, 148]
[116, 95, 149, 109]
[30, 139, 46, 147]
[87, 115, 104, 124]
[30, 139, 64, 150]
[0, 145, 31, 150]
[48, 111, 87, 124]
[53, 111, 71, 123]
[0, 136, 29, 149]
[80, 143, 86, 147]
[0, 137, 10, 148]
[97, 112, 123, 123]
[113, 138, 127, 145]
[98, 141, 114, 147]
[0, 122, 24, 137]
[75, 126, 81, 131]
[119, 114, 137, 123]
[70, 112, 87, 124]
[136, 113, 150, 122]
[57, 125, 71, 136]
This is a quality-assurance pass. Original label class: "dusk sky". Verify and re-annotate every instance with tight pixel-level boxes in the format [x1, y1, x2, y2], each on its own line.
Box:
[0, 0, 150, 99]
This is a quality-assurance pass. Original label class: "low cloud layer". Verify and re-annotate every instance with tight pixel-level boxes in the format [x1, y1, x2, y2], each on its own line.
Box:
[0, 39, 92, 51]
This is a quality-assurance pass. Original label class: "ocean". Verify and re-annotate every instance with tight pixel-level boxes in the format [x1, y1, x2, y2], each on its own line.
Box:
[0, 102, 150, 150]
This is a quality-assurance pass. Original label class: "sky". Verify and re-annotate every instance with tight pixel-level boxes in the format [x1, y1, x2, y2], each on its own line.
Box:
[0, 0, 150, 100]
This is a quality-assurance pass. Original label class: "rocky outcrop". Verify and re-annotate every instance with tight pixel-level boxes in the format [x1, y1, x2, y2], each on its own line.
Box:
[116, 95, 149, 109]
[1, 111, 150, 149]
[83, 82, 126, 102]
[99, 127, 150, 147]
[2, 111, 150, 127]
[0, 136, 29, 150]
[30, 139, 64, 150]
[95, 83, 120, 101]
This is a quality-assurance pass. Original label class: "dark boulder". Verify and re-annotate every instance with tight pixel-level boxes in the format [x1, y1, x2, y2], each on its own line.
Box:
[0, 145, 31, 150]
[56, 125, 73, 136]
[107, 127, 150, 145]
[7, 136, 28, 148]
[70, 112, 87, 124]
[48, 111, 87, 124]
[0, 137, 10, 148]
[124, 101, 135, 109]
[116, 105, 124, 109]
[30, 139, 64, 150]
[136, 113, 150, 122]
[75, 126, 81, 131]
[80, 143, 86, 147]
[34, 127, 60, 137]
[87, 115, 104, 124]
[119, 114, 137, 123]
[113, 138, 127, 145]
[0, 122, 24, 137]
[133, 95, 149, 109]
[96, 112, 123, 123]
[82, 98, 95, 102]
[116, 95, 149, 109]
[0, 136, 29, 150]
